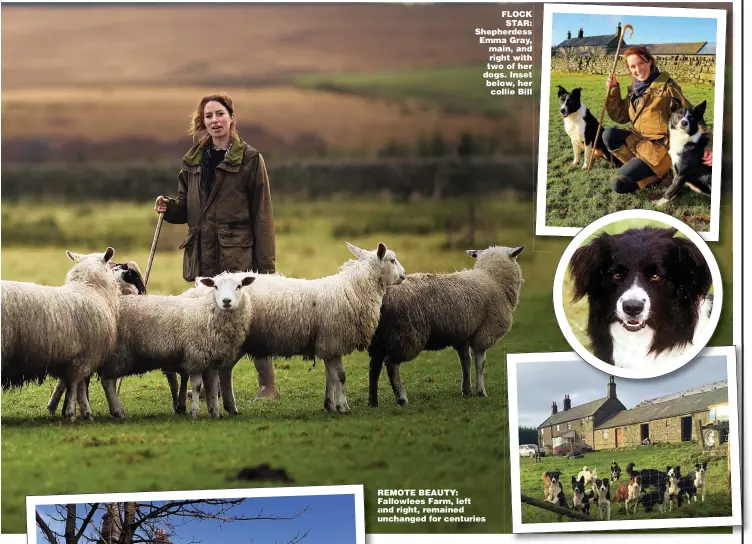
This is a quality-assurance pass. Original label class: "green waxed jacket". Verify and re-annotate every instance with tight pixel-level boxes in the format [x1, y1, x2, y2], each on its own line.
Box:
[164, 133, 276, 281]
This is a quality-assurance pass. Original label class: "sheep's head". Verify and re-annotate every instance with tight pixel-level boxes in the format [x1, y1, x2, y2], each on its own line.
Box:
[199, 274, 255, 311]
[346, 242, 405, 286]
[111, 261, 147, 295]
[64, 247, 118, 285]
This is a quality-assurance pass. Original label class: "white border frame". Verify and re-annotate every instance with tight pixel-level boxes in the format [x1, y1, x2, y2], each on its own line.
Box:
[535, 3, 727, 242]
[507, 347, 741, 533]
[552, 209, 723, 379]
[26, 485, 365, 544]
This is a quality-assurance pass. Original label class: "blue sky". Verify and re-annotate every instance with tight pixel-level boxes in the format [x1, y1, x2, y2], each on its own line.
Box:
[515, 355, 728, 427]
[36, 494, 357, 544]
[552, 13, 718, 46]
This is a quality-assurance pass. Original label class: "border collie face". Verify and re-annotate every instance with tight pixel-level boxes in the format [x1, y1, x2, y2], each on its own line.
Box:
[557, 85, 582, 118]
[546, 471, 562, 485]
[572, 476, 586, 498]
[569, 227, 712, 364]
[670, 101, 707, 137]
[667, 466, 681, 479]
[595, 478, 610, 498]
[695, 461, 707, 474]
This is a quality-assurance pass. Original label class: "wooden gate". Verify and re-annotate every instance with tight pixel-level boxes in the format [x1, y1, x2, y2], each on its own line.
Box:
[615, 427, 623, 448]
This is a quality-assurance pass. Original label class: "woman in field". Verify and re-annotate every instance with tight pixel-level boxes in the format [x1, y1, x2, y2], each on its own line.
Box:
[603, 45, 712, 194]
[155, 93, 278, 399]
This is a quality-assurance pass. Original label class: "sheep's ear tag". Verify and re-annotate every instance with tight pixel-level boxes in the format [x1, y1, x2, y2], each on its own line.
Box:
[242, 276, 255, 287]
[376, 243, 387, 260]
[510, 246, 526, 259]
[466, 250, 480, 259]
[66, 250, 80, 263]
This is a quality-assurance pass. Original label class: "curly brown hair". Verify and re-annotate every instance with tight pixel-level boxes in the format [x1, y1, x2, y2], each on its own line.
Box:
[622, 46, 657, 72]
[188, 93, 238, 144]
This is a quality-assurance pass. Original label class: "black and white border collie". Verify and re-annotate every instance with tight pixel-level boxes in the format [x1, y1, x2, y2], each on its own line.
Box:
[557, 85, 611, 169]
[610, 461, 621, 482]
[687, 461, 708, 502]
[570, 227, 713, 369]
[654, 101, 712, 208]
[594, 478, 611, 520]
[571, 476, 590, 515]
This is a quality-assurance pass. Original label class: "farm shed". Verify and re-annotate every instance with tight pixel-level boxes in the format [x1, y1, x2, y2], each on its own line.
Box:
[593, 381, 728, 449]
[537, 376, 626, 453]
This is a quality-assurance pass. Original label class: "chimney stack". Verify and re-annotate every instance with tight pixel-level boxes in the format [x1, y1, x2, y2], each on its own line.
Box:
[567, 30, 572, 40]
[578, 27, 584, 39]
[551, 401, 558, 415]
[608, 376, 617, 399]
[563, 394, 571, 411]
[617, 22, 622, 36]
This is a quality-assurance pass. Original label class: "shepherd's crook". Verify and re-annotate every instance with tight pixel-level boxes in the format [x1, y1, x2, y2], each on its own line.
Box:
[587, 23, 634, 172]
[117, 212, 164, 395]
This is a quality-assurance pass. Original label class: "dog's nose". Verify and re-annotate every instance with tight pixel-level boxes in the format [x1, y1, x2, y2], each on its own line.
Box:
[622, 299, 645, 316]
[680, 119, 688, 127]
[559, 108, 566, 114]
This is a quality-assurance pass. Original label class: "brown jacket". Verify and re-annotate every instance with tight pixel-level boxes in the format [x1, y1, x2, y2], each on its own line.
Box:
[606, 72, 710, 176]
[164, 134, 276, 281]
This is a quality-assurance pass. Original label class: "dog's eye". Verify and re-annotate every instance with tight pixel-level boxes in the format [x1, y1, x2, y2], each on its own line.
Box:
[612, 272, 623, 281]
[649, 274, 661, 282]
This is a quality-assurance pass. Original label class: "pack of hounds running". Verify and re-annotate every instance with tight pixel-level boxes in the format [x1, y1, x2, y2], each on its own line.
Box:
[541, 461, 708, 520]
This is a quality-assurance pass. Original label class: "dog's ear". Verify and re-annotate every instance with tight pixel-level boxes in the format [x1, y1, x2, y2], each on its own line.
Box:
[572, 475, 577, 484]
[571, 88, 582, 97]
[669, 237, 712, 300]
[695, 100, 707, 119]
[579, 476, 585, 485]
[569, 234, 609, 302]
[557, 85, 568, 97]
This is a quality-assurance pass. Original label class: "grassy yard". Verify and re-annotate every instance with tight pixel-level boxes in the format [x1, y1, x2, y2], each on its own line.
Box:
[518, 442, 733, 524]
[543, 72, 717, 231]
[0, 198, 734, 534]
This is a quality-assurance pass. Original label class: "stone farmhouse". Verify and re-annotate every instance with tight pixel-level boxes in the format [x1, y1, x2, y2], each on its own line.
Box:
[537, 377, 728, 452]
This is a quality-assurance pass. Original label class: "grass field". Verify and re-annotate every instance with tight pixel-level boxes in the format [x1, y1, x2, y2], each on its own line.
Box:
[518, 442, 733, 524]
[0, 198, 734, 534]
[543, 72, 716, 231]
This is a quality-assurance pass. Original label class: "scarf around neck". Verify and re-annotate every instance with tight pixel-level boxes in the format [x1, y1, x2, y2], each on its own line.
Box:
[632, 66, 661, 97]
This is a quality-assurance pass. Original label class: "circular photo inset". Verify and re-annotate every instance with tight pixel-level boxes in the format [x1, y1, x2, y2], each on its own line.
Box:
[553, 210, 722, 379]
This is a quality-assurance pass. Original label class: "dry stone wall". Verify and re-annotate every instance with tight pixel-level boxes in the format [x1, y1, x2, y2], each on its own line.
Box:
[551, 54, 716, 85]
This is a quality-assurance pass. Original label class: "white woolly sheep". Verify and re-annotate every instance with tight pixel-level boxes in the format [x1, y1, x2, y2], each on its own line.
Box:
[367, 245, 525, 407]
[98, 273, 255, 419]
[1, 247, 120, 421]
[183, 242, 405, 414]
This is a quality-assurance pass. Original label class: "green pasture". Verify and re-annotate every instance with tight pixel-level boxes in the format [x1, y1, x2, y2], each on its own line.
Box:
[544, 72, 717, 231]
[0, 198, 733, 534]
[296, 65, 531, 117]
[519, 442, 733, 524]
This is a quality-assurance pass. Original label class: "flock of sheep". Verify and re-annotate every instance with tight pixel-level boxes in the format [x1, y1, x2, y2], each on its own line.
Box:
[1, 241, 525, 421]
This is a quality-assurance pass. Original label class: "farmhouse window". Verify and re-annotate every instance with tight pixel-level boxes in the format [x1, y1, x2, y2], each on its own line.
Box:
[557, 425, 560, 431]
[602, 430, 608, 439]
[541, 429, 544, 436]
[567, 422, 572, 430]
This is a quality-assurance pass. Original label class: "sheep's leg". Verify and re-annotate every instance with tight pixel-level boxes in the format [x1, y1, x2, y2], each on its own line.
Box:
[324, 357, 350, 414]
[203, 369, 221, 419]
[472, 348, 488, 397]
[62, 376, 79, 422]
[102, 378, 127, 419]
[77, 380, 94, 421]
[219, 366, 238, 416]
[368, 354, 386, 407]
[189, 373, 203, 419]
[176, 372, 188, 414]
[456, 343, 472, 396]
[386, 363, 408, 406]
[253, 357, 279, 399]
[164, 372, 180, 413]
[48, 379, 66, 414]
[323, 360, 336, 412]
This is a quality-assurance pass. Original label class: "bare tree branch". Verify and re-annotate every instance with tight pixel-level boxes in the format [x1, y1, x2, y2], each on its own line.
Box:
[74, 503, 100, 543]
[36, 511, 59, 544]
[65, 505, 77, 544]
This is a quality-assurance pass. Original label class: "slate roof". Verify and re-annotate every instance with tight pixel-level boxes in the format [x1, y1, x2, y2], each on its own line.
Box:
[558, 35, 622, 48]
[697, 42, 717, 55]
[639, 42, 708, 55]
[537, 397, 609, 428]
[595, 387, 728, 430]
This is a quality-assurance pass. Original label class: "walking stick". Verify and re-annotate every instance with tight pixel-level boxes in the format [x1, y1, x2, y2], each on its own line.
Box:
[587, 24, 634, 172]
[117, 212, 164, 395]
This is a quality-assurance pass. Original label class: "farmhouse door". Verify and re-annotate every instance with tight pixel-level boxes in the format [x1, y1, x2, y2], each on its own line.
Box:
[615, 428, 623, 448]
